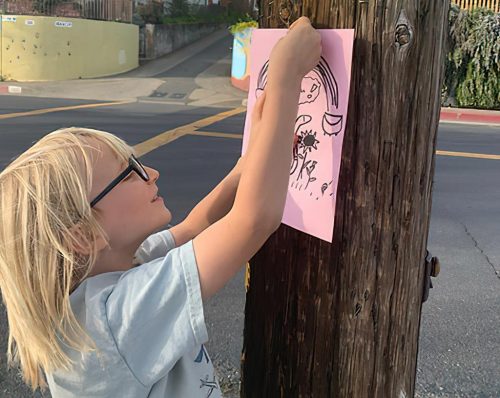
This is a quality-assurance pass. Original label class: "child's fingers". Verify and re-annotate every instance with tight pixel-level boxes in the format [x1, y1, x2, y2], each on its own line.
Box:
[289, 16, 310, 31]
[252, 90, 267, 123]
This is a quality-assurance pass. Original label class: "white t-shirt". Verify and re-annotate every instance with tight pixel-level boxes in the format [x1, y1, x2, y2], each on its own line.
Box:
[46, 229, 221, 398]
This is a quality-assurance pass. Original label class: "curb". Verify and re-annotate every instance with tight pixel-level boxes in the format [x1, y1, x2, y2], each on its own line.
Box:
[0, 85, 22, 94]
[2, 75, 500, 129]
[235, 83, 500, 127]
[440, 107, 500, 126]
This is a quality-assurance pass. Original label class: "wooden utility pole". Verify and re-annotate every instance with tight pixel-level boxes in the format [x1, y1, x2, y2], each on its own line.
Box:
[241, 1, 448, 397]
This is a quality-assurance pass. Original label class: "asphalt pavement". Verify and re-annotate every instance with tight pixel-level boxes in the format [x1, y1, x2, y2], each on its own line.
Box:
[416, 123, 500, 398]
[0, 29, 499, 398]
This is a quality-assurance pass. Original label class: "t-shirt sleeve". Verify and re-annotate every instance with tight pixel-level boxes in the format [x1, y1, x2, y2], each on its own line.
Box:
[133, 229, 176, 265]
[105, 240, 207, 387]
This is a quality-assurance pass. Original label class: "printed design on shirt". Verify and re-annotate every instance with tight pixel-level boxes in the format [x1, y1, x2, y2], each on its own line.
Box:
[194, 345, 210, 364]
[200, 375, 219, 398]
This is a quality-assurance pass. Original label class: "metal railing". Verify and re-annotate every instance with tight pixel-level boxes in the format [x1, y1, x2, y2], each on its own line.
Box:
[452, 0, 500, 12]
[0, 0, 133, 22]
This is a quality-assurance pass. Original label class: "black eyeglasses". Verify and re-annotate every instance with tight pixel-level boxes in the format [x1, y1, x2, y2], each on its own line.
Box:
[90, 154, 149, 208]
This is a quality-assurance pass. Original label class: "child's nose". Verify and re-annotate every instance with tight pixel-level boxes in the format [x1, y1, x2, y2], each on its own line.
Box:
[145, 166, 159, 182]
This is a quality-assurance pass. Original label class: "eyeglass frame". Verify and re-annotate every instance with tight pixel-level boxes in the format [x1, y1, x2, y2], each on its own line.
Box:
[90, 154, 150, 208]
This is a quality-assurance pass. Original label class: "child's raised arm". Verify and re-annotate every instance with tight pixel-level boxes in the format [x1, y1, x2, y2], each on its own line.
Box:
[169, 91, 266, 248]
[193, 17, 322, 300]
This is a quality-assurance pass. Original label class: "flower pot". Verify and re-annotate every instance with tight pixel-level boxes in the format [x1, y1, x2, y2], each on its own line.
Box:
[230, 27, 255, 92]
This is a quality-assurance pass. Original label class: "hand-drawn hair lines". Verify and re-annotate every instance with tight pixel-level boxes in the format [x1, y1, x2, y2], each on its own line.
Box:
[255, 56, 343, 137]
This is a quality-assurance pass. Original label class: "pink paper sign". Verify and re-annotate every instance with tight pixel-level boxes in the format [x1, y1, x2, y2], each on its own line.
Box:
[242, 29, 355, 242]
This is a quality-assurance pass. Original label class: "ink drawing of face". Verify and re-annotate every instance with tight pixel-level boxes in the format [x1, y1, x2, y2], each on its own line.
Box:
[299, 76, 321, 105]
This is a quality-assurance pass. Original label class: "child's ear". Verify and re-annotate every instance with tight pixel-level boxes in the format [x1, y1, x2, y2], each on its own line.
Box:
[68, 223, 107, 256]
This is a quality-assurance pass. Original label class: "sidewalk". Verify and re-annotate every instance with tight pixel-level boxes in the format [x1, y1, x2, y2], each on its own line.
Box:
[0, 78, 164, 102]
[0, 28, 246, 107]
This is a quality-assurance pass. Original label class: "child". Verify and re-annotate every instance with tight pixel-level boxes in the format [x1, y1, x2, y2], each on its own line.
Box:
[0, 17, 321, 397]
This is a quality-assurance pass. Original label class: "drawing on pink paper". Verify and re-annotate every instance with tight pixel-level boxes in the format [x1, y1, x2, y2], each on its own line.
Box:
[242, 29, 355, 242]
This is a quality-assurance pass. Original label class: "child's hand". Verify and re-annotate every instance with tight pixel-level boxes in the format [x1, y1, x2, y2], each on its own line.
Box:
[268, 17, 322, 84]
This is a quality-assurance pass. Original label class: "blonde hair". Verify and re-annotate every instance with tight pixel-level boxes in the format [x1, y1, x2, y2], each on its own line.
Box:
[0, 127, 133, 390]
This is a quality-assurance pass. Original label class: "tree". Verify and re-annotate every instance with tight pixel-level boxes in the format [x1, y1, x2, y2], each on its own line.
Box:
[241, 1, 448, 397]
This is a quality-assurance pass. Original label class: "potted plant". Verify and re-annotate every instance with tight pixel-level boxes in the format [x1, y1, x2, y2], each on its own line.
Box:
[229, 18, 258, 91]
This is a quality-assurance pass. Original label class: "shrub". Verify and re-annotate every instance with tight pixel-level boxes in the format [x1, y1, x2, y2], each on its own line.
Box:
[444, 6, 500, 109]
[165, 0, 190, 18]
[135, 1, 164, 24]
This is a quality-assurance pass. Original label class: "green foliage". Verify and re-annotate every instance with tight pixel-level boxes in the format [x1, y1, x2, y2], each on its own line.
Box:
[445, 6, 500, 109]
[162, 9, 251, 25]
[162, 13, 225, 24]
[228, 15, 258, 35]
[165, 0, 190, 18]
[133, 1, 250, 26]
[224, 12, 257, 26]
[33, 0, 63, 13]
[135, 1, 164, 24]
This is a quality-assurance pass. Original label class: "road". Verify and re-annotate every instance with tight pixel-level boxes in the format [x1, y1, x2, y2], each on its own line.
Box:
[0, 37, 499, 398]
[417, 123, 500, 398]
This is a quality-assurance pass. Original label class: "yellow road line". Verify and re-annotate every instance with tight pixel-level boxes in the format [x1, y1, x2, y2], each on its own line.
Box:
[134, 107, 246, 156]
[158, 131, 500, 162]
[185, 134, 500, 162]
[190, 131, 243, 139]
[436, 150, 500, 161]
[0, 100, 134, 120]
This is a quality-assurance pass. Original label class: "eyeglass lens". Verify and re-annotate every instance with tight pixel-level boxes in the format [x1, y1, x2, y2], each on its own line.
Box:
[131, 155, 149, 181]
